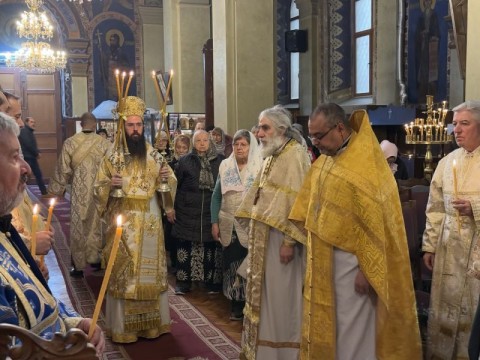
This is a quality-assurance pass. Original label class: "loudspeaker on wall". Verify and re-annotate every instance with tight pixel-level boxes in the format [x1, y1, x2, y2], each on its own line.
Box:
[285, 30, 308, 53]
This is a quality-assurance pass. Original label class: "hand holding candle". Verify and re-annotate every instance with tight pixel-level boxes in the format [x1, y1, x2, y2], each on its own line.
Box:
[88, 215, 123, 339]
[31, 204, 38, 256]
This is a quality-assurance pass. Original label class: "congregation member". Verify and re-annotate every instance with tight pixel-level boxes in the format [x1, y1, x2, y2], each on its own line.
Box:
[94, 96, 176, 343]
[3, 92, 24, 128]
[289, 103, 422, 359]
[154, 130, 173, 161]
[235, 105, 310, 360]
[164, 133, 191, 271]
[0, 87, 9, 113]
[5, 91, 52, 281]
[18, 116, 48, 196]
[211, 126, 233, 157]
[170, 130, 224, 295]
[211, 129, 262, 321]
[48, 112, 111, 276]
[0, 112, 105, 355]
[380, 139, 409, 180]
[422, 100, 480, 359]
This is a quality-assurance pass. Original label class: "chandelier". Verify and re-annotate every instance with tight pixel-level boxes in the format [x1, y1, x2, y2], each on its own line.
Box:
[6, 0, 67, 73]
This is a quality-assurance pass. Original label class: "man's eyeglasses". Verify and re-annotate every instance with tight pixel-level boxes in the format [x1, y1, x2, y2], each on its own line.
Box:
[309, 123, 338, 142]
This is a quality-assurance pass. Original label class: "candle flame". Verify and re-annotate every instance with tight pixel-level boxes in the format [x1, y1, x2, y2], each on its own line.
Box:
[33, 204, 38, 215]
[116, 215, 123, 227]
[122, 71, 126, 77]
[152, 70, 156, 78]
[170, 69, 174, 76]
[453, 159, 457, 169]
[129, 70, 134, 76]
[115, 69, 119, 75]
[49, 198, 56, 207]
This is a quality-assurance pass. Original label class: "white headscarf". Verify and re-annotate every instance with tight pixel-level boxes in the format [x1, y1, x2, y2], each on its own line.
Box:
[219, 131, 262, 195]
[380, 140, 399, 174]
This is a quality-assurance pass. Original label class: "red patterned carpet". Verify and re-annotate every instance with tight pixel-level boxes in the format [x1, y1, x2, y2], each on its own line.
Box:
[29, 185, 241, 360]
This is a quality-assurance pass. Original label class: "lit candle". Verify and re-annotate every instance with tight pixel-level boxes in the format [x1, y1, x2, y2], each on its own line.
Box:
[44, 198, 56, 231]
[151, 70, 164, 110]
[162, 70, 174, 113]
[124, 71, 134, 98]
[31, 204, 38, 256]
[115, 69, 121, 101]
[120, 71, 126, 99]
[88, 215, 123, 339]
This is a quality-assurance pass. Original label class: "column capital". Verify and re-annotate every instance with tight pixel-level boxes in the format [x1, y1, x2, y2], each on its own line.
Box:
[65, 39, 90, 77]
[138, 6, 163, 25]
[295, 0, 319, 16]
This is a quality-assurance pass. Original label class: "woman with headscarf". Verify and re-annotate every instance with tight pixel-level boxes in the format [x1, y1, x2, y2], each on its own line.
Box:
[211, 127, 233, 157]
[169, 130, 225, 294]
[380, 140, 409, 180]
[211, 130, 262, 320]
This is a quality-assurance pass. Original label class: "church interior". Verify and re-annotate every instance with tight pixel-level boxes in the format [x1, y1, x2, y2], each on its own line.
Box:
[0, 0, 478, 359]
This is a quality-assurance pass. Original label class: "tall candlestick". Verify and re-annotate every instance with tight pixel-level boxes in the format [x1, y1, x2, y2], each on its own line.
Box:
[31, 204, 38, 256]
[115, 69, 121, 101]
[151, 70, 164, 110]
[124, 71, 134, 98]
[88, 215, 123, 339]
[162, 70, 174, 113]
[44, 198, 56, 231]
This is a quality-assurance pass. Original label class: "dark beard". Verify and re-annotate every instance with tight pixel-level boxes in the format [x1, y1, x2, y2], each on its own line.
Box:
[126, 132, 147, 160]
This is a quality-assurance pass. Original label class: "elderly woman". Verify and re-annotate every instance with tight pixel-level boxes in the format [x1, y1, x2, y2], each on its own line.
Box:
[211, 130, 262, 320]
[211, 127, 233, 157]
[154, 130, 172, 161]
[169, 130, 224, 294]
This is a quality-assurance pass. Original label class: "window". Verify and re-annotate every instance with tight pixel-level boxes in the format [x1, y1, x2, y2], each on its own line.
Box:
[290, 0, 299, 101]
[354, 0, 373, 95]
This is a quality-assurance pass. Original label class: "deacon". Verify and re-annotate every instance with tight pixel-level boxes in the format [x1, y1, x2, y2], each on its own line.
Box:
[48, 112, 111, 276]
[94, 96, 176, 343]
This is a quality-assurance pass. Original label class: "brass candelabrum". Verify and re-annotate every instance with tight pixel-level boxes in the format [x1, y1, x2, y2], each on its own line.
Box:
[404, 95, 453, 181]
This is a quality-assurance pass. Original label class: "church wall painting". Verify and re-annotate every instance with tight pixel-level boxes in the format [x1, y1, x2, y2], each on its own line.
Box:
[407, 0, 449, 104]
[92, 19, 136, 107]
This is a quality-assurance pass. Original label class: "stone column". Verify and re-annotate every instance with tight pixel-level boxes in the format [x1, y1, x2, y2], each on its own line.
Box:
[66, 39, 89, 117]
[163, 0, 211, 113]
[138, 6, 164, 110]
[212, 0, 276, 134]
[465, 1, 480, 100]
[297, 0, 320, 115]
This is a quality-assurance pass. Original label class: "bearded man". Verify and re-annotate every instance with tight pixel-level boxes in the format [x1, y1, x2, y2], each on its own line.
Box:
[235, 105, 310, 360]
[0, 112, 105, 355]
[94, 96, 176, 343]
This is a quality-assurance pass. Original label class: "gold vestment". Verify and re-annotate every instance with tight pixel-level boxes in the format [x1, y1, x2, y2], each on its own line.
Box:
[290, 110, 422, 359]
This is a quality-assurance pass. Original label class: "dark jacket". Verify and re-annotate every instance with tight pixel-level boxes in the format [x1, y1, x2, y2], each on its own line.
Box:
[172, 152, 224, 242]
[18, 126, 39, 160]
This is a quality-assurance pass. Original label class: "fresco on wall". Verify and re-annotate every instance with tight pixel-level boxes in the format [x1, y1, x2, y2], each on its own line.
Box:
[407, 0, 449, 104]
[92, 20, 136, 106]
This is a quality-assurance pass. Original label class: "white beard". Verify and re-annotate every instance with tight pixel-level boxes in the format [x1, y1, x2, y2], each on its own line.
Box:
[260, 135, 285, 158]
